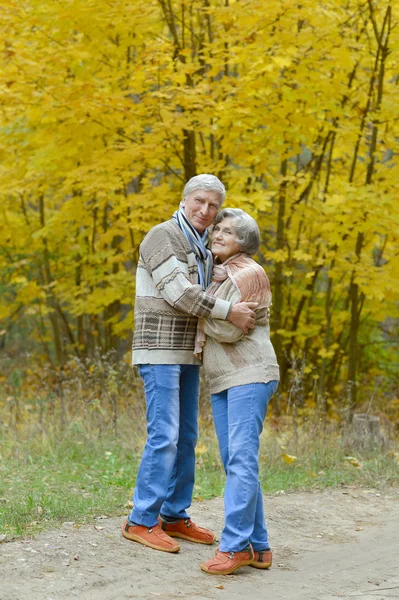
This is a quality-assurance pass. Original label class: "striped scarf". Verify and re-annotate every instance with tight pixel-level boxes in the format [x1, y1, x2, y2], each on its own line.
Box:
[172, 203, 213, 289]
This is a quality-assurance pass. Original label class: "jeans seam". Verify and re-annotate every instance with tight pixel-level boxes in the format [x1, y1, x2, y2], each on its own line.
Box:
[146, 365, 158, 507]
[235, 383, 255, 537]
[161, 364, 199, 519]
[251, 382, 274, 547]
[167, 365, 183, 515]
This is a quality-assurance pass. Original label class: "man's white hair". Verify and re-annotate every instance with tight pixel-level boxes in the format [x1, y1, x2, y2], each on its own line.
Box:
[183, 174, 226, 204]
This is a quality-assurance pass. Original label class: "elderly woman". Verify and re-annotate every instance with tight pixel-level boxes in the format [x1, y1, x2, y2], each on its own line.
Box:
[197, 208, 280, 575]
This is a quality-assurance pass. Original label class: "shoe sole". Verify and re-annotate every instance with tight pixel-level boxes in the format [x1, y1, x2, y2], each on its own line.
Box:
[122, 530, 180, 553]
[200, 559, 253, 575]
[166, 531, 216, 545]
[250, 562, 272, 569]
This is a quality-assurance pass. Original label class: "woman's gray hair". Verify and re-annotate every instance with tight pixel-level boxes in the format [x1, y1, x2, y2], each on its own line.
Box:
[213, 208, 260, 255]
[183, 174, 226, 204]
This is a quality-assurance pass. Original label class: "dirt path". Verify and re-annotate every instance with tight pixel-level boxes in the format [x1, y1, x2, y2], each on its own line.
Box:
[1, 487, 398, 600]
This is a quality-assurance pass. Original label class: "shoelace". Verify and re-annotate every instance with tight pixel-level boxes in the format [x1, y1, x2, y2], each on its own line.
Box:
[184, 519, 192, 528]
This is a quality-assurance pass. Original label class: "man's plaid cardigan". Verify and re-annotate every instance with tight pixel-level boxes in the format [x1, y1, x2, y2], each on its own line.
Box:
[132, 219, 231, 365]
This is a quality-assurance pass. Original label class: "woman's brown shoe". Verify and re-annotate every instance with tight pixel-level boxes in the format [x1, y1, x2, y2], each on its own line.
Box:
[121, 521, 180, 553]
[200, 546, 254, 575]
[251, 549, 272, 569]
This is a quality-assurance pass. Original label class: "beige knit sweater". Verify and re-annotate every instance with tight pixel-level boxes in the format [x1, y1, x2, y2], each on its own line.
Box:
[201, 254, 280, 394]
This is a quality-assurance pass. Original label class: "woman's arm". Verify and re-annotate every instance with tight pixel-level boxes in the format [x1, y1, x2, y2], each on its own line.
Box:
[202, 287, 244, 343]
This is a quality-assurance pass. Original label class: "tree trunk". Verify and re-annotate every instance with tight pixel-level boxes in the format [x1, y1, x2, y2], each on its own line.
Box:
[39, 195, 64, 364]
[271, 157, 288, 411]
[183, 129, 197, 181]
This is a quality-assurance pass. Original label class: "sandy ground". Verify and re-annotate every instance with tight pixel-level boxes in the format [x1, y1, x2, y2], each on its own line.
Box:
[1, 487, 399, 600]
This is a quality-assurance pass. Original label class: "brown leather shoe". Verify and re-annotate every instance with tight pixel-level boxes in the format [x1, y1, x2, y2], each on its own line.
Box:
[251, 548, 272, 569]
[121, 521, 180, 553]
[158, 517, 216, 545]
[200, 545, 254, 575]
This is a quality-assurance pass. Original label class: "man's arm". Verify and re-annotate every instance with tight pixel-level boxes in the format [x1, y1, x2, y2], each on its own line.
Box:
[141, 226, 230, 320]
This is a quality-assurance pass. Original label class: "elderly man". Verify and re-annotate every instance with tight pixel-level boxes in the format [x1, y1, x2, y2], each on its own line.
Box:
[122, 174, 257, 553]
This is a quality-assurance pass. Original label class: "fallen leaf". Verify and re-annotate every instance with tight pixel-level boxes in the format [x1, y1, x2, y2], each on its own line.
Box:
[73, 554, 79, 561]
[94, 526, 104, 531]
[195, 443, 208, 456]
[344, 456, 362, 468]
[215, 584, 224, 589]
[282, 453, 297, 464]
[355, 526, 364, 531]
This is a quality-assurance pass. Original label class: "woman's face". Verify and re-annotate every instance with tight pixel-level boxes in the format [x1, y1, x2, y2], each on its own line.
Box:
[211, 217, 242, 262]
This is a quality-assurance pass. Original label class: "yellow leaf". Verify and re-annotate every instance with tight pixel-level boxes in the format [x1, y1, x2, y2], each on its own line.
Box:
[195, 443, 208, 456]
[344, 456, 362, 468]
[282, 453, 297, 464]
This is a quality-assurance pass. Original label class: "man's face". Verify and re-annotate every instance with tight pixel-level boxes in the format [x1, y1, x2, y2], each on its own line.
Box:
[182, 189, 222, 233]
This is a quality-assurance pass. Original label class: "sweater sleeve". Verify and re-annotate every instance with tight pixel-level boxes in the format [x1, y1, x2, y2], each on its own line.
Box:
[140, 225, 231, 320]
[203, 286, 244, 343]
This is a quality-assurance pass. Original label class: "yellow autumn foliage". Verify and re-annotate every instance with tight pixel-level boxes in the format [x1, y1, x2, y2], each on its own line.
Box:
[0, 0, 398, 410]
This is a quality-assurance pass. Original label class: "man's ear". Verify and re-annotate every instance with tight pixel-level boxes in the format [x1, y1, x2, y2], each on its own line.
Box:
[181, 199, 186, 208]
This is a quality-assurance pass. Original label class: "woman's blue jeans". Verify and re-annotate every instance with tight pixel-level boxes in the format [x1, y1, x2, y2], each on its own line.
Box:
[129, 364, 200, 527]
[211, 381, 278, 552]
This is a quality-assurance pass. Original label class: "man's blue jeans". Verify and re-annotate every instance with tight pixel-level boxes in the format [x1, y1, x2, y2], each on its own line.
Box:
[129, 364, 200, 527]
[211, 381, 278, 552]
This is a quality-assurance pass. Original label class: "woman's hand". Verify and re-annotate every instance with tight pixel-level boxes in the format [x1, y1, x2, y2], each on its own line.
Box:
[227, 302, 258, 333]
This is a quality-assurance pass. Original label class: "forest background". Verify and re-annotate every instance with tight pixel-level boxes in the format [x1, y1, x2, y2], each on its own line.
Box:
[1, 0, 399, 434]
